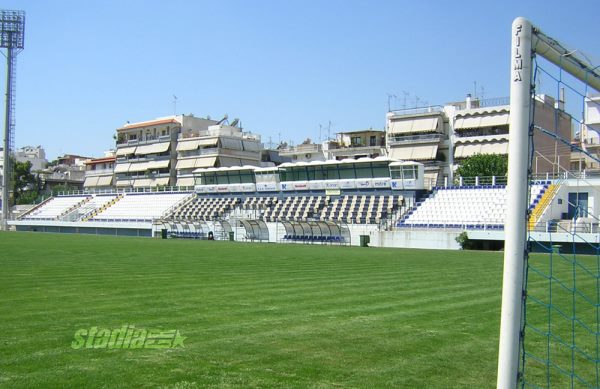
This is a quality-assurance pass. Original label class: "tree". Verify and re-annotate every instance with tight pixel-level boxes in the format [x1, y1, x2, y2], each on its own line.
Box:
[455, 153, 508, 178]
[11, 159, 40, 205]
[51, 183, 79, 195]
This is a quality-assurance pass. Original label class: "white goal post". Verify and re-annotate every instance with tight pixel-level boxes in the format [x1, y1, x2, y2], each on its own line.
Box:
[497, 17, 600, 389]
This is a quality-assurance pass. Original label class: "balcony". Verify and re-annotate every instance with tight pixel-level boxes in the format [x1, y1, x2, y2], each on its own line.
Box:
[454, 133, 509, 143]
[453, 97, 510, 111]
[329, 145, 385, 157]
[388, 106, 443, 116]
[85, 168, 114, 176]
[278, 144, 322, 155]
[387, 133, 443, 145]
[116, 135, 171, 145]
[179, 130, 261, 141]
[116, 154, 171, 163]
[178, 147, 219, 158]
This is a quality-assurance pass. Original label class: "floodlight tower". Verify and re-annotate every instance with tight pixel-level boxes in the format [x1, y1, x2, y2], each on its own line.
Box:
[0, 10, 25, 230]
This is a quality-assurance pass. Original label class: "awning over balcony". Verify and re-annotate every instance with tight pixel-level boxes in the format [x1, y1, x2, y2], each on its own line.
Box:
[176, 157, 217, 170]
[176, 138, 218, 151]
[116, 146, 137, 156]
[96, 176, 113, 186]
[198, 138, 218, 147]
[176, 177, 195, 187]
[154, 177, 170, 186]
[220, 138, 243, 150]
[120, 160, 169, 172]
[128, 162, 149, 172]
[177, 140, 200, 152]
[114, 163, 131, 174]
[83, 176, 99, 187]
[480, 142, 509, 154]
[133, 178, 152, 188]
[388, 117, 439, 134]
[135, 142, 170, 155]
[454, 142, 508, 158]
[146, 160, 170, 170]
[454, 112, 509, 129]
[176, 158, 196, 169]
[389, 145, 438, 160]
[195, 157, 217, 168]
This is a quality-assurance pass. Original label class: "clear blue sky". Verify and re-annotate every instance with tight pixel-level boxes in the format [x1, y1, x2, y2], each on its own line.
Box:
[2, 0, 599, 160]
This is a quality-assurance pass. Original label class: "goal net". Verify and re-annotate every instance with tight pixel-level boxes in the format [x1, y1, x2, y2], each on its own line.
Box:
[498, 18, 600, 388]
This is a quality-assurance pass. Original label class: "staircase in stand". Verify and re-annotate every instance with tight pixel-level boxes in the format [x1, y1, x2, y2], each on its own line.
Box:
[82, 194, 124, 221]
[528, 183, 560, 231]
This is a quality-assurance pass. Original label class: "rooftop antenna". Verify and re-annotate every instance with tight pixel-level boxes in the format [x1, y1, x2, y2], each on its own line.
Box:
[327, 121, 331, 141]
[172, 95, 178, 116]
[473, 81, 477, 99]
[386, 93, 397, 112]
[402, 91, 409, 109]
[319, 124, 322, 143]
[1, 10, 25, 230]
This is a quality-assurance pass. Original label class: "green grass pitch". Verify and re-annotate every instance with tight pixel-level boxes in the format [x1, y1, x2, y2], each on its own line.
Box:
[0, 232, 505, 388]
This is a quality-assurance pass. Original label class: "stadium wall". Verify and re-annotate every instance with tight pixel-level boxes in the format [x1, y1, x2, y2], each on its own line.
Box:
[12, 220, 152, 237]
[370, 229, 462, 250]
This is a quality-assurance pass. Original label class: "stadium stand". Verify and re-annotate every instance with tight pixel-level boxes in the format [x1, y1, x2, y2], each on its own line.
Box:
[320, 194, 406, 224]
[262, 196, 326, 222]
[20, 195, 90, 220]
[171, 195, 241, 221]
[90, 192, 191, 222]
[21, 192, 410, 226]
[242, 196, 278, 210]
[398, 182, 549, 229]
[63, 194, 119, 221]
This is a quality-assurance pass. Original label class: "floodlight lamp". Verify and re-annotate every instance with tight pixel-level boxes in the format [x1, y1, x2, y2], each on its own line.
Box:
[0, 10, 25, 49]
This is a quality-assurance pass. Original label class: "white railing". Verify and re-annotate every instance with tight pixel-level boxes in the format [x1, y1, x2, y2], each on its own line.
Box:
[116, 135, 171, 145]
[51, 186, 194, 197]
[452, 97, 510, 110]
[85, 168, 114, 175]
[387, 133, 443, 145]
[388, 106, 443, 116]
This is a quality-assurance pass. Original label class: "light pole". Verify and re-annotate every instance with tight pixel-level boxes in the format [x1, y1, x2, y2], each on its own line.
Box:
[1, 10, 25, 230]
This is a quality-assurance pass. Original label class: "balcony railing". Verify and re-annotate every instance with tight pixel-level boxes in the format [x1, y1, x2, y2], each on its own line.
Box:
[387, 133, 443, 145]
[279, 144, 322, 154]
[116, 135, 171, 145]
[453, 97, 510, 111]
[331, 144, 384, 151]
[178, 148, 219, 158]
[388, 106, 443, 116]
[179, 130, 261, 141]
[116, 154, 171, 163]
[84, 168, 114, 175]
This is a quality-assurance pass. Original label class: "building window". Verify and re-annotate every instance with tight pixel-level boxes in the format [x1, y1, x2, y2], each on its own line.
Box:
[370, 136, 377, 146]
[351, 136, 362, 147]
